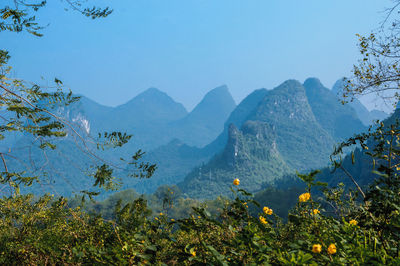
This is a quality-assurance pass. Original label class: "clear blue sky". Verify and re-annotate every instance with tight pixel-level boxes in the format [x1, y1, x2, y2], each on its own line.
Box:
[2, 0, 392, 111]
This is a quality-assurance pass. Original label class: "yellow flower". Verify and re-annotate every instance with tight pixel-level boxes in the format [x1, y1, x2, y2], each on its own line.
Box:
[259, 216, 268, 224]
[312, 244, 322, 253]
[170, 218, 175, 222]
[263, 206, 273, 215]
[327, 243, 337, 255]
[159, 212, 163, 216]
[233, 178, 240, 186]
[191, 250, 196, 257]
[312, 209, 320, 215]
[349, 219, 358, 226]
[299, 192, 311, 202]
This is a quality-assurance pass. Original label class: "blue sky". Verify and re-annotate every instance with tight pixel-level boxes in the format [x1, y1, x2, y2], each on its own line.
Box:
[2, 0, 393, 111]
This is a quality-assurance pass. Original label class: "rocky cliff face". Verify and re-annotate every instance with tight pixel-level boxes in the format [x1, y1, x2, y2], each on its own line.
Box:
[179, 119, 292, 199]
[247, 79, 335, 170]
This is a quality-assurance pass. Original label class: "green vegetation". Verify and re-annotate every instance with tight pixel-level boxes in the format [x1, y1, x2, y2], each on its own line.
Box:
[1, 136, 400, 264]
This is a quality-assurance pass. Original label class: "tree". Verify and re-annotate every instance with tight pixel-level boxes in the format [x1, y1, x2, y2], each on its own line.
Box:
[1, 0, 112, 36]
[0, 1, 156, 197]
[343, 1, 400, 108]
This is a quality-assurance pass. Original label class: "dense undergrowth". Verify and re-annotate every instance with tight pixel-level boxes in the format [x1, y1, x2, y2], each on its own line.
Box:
[0, 169, 399, 265]
[2, 121, 400, 265]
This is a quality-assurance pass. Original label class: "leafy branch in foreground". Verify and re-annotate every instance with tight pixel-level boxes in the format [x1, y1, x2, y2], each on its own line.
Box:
[0, 0, 156, 198]
[0, 49, 156, 197]
[341, 0, 400, 108]
[1, 0, 112, 36]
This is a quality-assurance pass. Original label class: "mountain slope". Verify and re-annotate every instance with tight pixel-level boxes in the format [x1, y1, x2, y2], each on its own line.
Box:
[124, 139, 211, 194]
[180, 79, 338, 199]
[179, 121, 293, 199]
[170, 85, 236, 147]
[331, 79, 389, 125]
[129, 88, 266, 194]
[112, 87, 187, 124]
[303, 77, 366, 141]
[203, 88, 269, 155]
[247, 80, 335, 170]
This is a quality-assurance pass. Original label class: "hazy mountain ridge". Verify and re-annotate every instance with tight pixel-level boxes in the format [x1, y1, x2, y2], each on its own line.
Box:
[2, 78, 378, 197]
[304, 77, 366, 141]
[124, 139, 211, 194]
[168, 85, 236, 147]
[179, 79, 372, 199]
[331, 78, 389, 125]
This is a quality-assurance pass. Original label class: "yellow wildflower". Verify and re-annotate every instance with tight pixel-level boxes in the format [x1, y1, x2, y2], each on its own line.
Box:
[312, 209, 320, 215]
[349, 219, 358, 226]
[263, 206, 273, 215]
[259, 216, 268, 224]
[327, 243, 337, 255]
[170, 218, 175, 222]
[299, 192, 311, 202]
[312, 244, 322, 253]
[159, 212, 163, 216]
[191, 250, 196, 257]
[233, 178, 240, 186]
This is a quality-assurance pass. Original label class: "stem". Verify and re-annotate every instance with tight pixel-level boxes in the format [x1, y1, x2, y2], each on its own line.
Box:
[340, 165, 366, 199]
[0, 152, 14, 197]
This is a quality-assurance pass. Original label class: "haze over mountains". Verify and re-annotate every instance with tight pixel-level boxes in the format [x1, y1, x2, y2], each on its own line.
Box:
[331, 79, 389, 126]
[2, 78, 390, 198]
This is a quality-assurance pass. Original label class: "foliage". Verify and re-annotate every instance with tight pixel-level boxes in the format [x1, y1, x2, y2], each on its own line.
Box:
[341, 0, 400, 108]
[1, 155, 400, 264]
[1, 0, 111, 36]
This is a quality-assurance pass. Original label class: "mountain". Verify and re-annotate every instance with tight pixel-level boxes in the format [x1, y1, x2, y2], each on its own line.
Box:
[112, 87, 188, 124]
[2, 86, 238, 196]
[303, 78, 366, 141]
[370, 109, 389, 121]
[123, 139, 211, 194]
[331, 79, 389, 125]
[169, 85, 236, 147]
[105, 88, 188, 151]
[179, 121, 293, 199]
[203, 88, 269, 154]
[126, 88, 265, 194]
[317, 108, 400, 191]
[3, 78, 376, 198]
[180, 79, 337, 199]
[247, 80, 335, 171]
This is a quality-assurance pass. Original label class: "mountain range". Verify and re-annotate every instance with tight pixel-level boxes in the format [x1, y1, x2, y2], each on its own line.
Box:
[0, 78, 390, 198]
